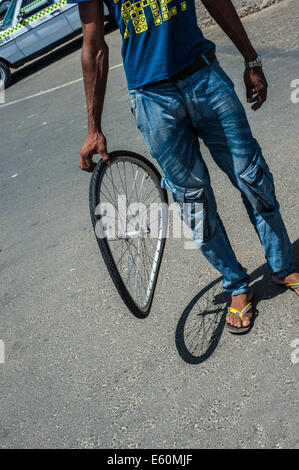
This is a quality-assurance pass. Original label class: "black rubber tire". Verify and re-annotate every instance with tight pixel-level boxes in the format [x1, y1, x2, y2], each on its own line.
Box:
[0, 60, 11, 88]
[89, 150, 168, 318]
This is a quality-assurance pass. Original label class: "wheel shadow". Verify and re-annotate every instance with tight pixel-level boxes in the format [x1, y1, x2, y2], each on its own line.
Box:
[175, 239, 299, 364]
[10, 20, 118, 87]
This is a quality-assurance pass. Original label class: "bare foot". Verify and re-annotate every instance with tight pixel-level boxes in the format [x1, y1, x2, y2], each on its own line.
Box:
[226, 287, 254, 329]
[272, 272, 299, 295]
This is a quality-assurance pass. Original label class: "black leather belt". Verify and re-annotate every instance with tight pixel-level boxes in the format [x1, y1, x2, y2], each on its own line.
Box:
[141, 48, 216, 89]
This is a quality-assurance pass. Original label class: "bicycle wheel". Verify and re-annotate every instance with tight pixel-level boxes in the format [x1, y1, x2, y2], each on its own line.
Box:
[89, 150, 168, 318]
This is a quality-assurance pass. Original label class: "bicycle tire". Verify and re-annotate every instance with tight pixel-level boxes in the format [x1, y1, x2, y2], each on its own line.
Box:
[89, 150, 168, 318]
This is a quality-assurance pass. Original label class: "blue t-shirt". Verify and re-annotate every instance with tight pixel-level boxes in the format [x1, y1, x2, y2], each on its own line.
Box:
[68, 0, 215, 89]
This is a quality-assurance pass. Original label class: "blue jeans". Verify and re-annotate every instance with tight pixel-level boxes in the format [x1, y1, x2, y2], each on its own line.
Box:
[129, 59, 293, 295]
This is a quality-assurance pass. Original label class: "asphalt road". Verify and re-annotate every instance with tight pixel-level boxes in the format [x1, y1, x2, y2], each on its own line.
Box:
[0, 0, 298, 449]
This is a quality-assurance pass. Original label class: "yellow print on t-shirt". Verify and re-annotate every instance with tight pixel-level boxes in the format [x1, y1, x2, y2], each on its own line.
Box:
[115, 0, 187, 38]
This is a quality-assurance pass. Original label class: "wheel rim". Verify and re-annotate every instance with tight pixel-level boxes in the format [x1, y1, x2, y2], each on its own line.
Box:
[95, 157, 167, 311]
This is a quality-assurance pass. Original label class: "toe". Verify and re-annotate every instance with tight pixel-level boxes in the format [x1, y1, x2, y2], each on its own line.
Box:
[226, 313, 242, 328]
[242, 312, 253, 328]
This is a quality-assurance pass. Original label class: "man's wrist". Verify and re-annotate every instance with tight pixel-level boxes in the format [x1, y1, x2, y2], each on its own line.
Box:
[88, 123, 103, 134]
[242, 46, 258, 62]
[244, 54, 263, 69]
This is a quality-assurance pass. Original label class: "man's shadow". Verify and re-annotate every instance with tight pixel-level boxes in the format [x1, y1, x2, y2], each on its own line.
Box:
[175, 239, 299, 364]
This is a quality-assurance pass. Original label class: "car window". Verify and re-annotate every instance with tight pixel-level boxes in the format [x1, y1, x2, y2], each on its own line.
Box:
[1, 0, 17, 29]
[21, 0, 54, 17]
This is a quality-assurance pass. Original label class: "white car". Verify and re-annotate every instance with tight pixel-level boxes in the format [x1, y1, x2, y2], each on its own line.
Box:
[0, 0, 110, 87]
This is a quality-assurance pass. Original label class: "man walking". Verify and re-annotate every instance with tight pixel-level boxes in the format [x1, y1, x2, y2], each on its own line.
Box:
[72, 0, 299, 333]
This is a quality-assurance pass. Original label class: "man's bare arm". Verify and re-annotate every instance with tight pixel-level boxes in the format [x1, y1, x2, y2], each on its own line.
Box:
[79, 0, 109, 172]
[201, 0, 268, 111]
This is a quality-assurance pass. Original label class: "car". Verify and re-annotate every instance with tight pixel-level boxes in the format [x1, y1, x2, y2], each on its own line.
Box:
[0, 0, 111, 88]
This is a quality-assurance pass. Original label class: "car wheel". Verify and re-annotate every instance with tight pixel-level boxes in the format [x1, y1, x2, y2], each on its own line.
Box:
[0, 60, 11, 88]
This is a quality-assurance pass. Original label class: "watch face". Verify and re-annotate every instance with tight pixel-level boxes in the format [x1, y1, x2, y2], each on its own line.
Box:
[254, 60, 262, 67]
[246, 56, 262, 68]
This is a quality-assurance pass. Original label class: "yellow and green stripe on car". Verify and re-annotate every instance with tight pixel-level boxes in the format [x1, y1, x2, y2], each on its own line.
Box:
[0, 0, 67, 40]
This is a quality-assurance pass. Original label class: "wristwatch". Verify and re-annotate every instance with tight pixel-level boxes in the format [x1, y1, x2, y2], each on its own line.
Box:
[245, 54, 263, 69]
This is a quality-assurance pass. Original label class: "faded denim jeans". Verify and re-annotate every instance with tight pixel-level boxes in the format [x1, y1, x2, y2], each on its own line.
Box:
[129, 59, 293, 295]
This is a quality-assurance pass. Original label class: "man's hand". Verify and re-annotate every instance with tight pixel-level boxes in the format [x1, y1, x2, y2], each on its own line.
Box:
[244, 67, 268, 111]
[201, 1, 268, 110]
[79, 131, 109, 172]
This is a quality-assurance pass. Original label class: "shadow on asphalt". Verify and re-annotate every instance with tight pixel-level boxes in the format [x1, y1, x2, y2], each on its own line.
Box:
[175, 238, 299, 365]
[10, 20, 119, 87]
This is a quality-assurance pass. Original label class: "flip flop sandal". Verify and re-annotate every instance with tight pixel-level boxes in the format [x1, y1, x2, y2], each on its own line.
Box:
[226, 302, 255, 335]
[273, 280, 299, 294]
[281, 283, 299, 293]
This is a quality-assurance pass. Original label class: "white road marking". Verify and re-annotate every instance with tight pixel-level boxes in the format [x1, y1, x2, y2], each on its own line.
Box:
[0, 63, 123, 109]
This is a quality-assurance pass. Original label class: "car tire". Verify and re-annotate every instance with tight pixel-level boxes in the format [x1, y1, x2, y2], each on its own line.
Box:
[0, 60, 11, 88]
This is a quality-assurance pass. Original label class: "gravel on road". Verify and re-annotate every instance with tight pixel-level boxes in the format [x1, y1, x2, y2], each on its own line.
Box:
[196, 0, 287, 28]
